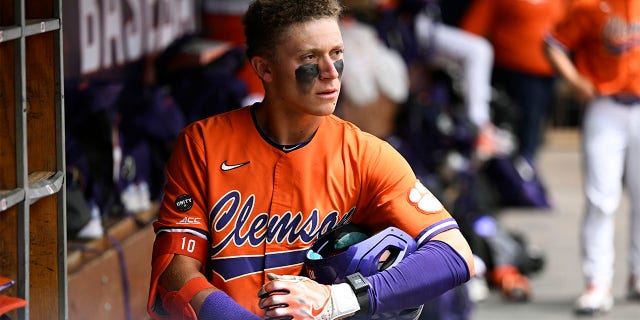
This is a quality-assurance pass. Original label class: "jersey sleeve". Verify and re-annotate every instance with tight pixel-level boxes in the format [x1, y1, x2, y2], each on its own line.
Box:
[148, 125, 213, 319]
[153, 124, 211, 239]
[353, 139, 457, 247]
[547, 0, 591, 51]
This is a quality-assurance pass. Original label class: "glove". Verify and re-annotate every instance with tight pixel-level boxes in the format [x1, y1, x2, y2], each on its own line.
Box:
[258, 273, 360, 320]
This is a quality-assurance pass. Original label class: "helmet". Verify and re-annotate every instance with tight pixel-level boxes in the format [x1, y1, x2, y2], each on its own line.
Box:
[303, 224, 423, 320]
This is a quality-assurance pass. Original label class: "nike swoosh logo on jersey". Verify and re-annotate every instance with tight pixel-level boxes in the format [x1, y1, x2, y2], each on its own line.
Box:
[221, 160, 250, 171]
[282, 144, 301, 152]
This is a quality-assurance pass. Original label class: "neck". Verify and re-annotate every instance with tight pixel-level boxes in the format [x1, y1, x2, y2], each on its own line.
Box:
[252, 102, 323, 145]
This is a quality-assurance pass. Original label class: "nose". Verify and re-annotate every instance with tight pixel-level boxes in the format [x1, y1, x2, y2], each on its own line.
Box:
[319, 56, 340, 80]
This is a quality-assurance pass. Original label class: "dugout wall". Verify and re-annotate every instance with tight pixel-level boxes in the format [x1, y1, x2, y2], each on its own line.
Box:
[2, 1, 207, 319]
[0, 0, 67, 319]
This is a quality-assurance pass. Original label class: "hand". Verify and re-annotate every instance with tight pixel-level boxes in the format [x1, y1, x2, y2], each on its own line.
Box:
[258, 273, 360, 320]
[570, 75, 597, 104]
[475, 123, 515, 160]
[475, 123, 498, 160]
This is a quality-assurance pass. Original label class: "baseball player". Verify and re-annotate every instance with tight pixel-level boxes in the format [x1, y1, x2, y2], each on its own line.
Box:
[461, 0, 567, 162]
[146, 0, 475, 319]
[545, 0, 640, 315]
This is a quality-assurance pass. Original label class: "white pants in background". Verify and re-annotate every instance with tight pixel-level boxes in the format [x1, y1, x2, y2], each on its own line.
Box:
[414, 11, 494, 127]
[581, 96, 640, 289]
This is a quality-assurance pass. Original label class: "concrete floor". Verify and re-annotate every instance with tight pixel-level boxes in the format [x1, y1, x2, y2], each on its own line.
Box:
[472, 129, 640, 320]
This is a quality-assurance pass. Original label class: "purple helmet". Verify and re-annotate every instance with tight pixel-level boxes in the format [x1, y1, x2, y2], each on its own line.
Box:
[304, 224, 423, 320]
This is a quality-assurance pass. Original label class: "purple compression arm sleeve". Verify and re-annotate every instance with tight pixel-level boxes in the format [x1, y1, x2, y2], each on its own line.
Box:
[198, 290, 261, 320]
[366, 240, 470, 315]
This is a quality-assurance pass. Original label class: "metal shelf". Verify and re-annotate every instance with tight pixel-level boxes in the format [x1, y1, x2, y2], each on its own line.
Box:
[0, 188, 26, 212]
[0, 25, 22, 43]
[0, 19, 60, 44]
[28, 171, 64, 205]
[24, 18, 60, 37]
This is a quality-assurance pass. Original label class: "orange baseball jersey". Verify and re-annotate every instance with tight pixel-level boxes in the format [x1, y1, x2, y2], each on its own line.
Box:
[148, 105, 458, 317]
[461, 0, 567, 76]
[547, 0, 640, 95]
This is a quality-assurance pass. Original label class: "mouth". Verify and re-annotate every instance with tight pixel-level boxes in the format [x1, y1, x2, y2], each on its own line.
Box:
[317, 88, 339, 98]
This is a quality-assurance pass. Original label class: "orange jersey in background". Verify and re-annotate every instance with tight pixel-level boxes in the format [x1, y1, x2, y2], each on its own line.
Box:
[204, 14, 264, 98]
[149, 106, 455, 315]
[548, 0, 640, 95]
[461, 0, 567, 76]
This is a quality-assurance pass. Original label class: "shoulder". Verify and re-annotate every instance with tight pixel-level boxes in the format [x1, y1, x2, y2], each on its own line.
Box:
[323, 114, 390, 149]
[322, 114, 410, 168]
[568, 0, 604, 12]
[565, 0, 616, 27]
[324, 114, 379, 139]
[181, 107, 251, 138]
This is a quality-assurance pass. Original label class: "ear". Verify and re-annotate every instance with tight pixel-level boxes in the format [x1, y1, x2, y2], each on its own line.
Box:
[250, 56, 273, 83]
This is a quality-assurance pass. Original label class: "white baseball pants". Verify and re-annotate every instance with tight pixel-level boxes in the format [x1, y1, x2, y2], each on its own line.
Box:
[414, 11, 494, 127]
[581, 96, 640, 289]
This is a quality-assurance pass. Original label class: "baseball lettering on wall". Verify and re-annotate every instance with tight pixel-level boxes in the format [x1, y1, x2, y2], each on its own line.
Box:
[63, 0, 198, 77]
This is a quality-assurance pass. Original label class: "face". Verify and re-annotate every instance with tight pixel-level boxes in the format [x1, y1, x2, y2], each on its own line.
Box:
[259, 18, 344, 117]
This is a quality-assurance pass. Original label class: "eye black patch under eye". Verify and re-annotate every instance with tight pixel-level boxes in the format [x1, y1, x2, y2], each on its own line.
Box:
[294, 59, 345, 85]
[295, 64, 320, 85]
[334, 59, 344, 76]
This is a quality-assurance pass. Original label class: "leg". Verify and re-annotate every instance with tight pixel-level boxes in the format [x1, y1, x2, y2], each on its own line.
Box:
[414, 13, 494, 127]
[581, 98, 627, 289]
[626, 105, 640, 285]
[575, 97, 629, 314]
[492, 69, 555, 160]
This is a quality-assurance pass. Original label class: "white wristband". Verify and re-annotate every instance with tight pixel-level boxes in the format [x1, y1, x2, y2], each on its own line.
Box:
[329, 283, 361, 319]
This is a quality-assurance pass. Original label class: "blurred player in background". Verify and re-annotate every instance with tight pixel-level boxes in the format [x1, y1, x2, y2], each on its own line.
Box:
[201, 0, 264, 105]
[461, 0, 568, 162]
[545, 0, 640, 315]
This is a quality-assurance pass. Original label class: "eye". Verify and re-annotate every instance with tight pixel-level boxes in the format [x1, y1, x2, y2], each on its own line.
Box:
[302, 54, 316, 62]
[331, 49, 344, 61]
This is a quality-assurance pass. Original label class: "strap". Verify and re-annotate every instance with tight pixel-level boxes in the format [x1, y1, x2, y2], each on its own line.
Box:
[346, 272, 371, 317]
[162, 277, 215, 316]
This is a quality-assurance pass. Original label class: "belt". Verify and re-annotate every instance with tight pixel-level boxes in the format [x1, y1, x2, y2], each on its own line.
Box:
[611, 94, 640, 106]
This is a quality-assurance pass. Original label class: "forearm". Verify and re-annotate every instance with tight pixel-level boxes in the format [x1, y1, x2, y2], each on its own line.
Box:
[160, 254, 206, 290]
[544, 41, 596, 101]
[366, 230, 472, 314]
[544, 42, 580, 85]
[199, 290, 262, 320]
[159, 255, 260, 319]
[432, 228, 475, 277]
[158, 254, 213, 314]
